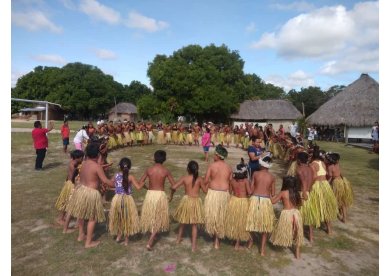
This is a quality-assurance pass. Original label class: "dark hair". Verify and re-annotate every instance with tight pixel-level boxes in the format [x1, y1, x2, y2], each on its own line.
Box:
[233, 158, 247, 179]
[86, 143, 100, 159]
[70, 150, 84, 160]
[34, 121, 41, 128]
[187, 160, 199, 187]
[312, 146, 321, 160]
[154, 150, 166, 164]
[281, 176, 302, 208]
[297, 152, 309, 164]
[119, 158, 132, 193]
[262, 156, 272, 163]
[326, 152, 340, 165]
[71, 165, 80, 184]
[206, 127, 210, 133]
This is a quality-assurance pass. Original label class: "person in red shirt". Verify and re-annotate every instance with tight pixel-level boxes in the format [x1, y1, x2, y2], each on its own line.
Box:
[61, 120, 70, 153]
[32, 120, 54, 170]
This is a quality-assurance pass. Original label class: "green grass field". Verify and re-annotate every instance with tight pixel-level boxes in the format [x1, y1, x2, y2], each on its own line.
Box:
[11, 131, 379, 275]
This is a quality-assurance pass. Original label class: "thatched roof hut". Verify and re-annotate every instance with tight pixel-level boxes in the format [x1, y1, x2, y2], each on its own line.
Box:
[230, 99, 302, 129]
[307, 73, 378, 127]
[108, 102, 138, 122]
[307, 73, 378, 142]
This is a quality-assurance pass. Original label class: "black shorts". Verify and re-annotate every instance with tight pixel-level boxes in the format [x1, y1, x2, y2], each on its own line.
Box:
[63, 138, 69, 145]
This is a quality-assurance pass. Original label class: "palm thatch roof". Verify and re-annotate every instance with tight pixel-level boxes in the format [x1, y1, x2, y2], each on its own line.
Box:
[109, 102, 137, 114]
[307, 74, 378, 127]
[230, 99, 302, 120]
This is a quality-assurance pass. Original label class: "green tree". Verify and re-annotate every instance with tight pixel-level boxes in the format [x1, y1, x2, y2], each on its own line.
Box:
[287, 86, 327, 117]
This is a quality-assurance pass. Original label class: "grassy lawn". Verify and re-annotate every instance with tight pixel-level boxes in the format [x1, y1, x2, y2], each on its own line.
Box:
[11, 120, 88, 130]
[11, 133, 379, 275]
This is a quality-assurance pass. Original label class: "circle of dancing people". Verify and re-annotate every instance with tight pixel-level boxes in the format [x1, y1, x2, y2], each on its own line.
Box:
[54, 120, 354, 258]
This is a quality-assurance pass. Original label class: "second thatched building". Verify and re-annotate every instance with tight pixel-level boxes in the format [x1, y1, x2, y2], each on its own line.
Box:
[230, 99, 302, 130]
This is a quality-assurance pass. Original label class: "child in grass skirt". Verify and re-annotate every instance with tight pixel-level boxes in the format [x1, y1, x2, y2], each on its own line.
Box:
[170, 160, 207, 252]
[107, 158, 141, 246]
[326, 152, 353, 223]
[270, 176, 304, 259]
[308, 147, 338, 234]
[246, 156, 276, 256]
[55, 150, 84, 225]
[225, 159, 253, 249]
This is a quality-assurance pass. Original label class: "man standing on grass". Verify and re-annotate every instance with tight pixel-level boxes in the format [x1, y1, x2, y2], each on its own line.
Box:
[32, 120, 54, 170]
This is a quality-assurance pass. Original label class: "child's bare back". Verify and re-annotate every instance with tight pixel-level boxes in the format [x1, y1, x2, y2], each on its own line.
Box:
[230, 178, 250, 198]
[251, 170, 275, 197]
[206, 161, 232, 191]
[142, 164, 175, 191]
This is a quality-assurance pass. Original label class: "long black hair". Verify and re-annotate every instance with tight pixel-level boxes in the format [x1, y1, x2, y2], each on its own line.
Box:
[119, 158, 132, 193]
[281, 176, 302, 208]
[187, 160, 199, 187]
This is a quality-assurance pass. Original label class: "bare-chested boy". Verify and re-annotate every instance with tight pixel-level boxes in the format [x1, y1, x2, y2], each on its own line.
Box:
[246, 156, 276, 256]
[65, 143, 113, 248]
[204, 145, 232, 249]
[139, 150, 176, 250]
[296, 151, 315, 242]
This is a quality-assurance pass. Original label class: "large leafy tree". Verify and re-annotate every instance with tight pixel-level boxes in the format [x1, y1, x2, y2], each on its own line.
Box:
[11, 62, 148, 119]
[146, 44, 245, 123]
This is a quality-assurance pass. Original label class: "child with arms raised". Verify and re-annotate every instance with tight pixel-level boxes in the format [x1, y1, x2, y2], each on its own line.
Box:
[169, 160, 207, 252]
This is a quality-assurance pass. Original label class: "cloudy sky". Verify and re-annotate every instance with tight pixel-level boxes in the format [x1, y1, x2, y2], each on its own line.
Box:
[11, 0, 379, 92]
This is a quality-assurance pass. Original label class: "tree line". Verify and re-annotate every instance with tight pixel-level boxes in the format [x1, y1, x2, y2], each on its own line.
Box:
[11, 44, 344, 122]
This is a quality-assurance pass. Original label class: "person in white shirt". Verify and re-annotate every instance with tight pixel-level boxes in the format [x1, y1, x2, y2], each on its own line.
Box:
[289, 122, 298, 138]
[74, 125, 90, 150]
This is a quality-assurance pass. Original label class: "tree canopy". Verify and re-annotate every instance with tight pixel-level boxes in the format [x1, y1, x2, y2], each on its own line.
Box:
[11, 63, 151, 119]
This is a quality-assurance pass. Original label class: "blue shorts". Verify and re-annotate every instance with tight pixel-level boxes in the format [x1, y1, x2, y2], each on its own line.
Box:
[63, 138, 69, 145]
[203, 146, 210, 152]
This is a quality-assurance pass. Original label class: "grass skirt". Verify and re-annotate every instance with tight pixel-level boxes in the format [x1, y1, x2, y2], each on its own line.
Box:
[273, 143, 285, 159]
[286, 160, 298, 177]
[108, 194, 140, 236]
[140, 190, 169, 233]
[225, 196, 251, 241]
[332, 177, 354, 208]
[246, 196, 275, 233]
[123, 132, 131, 143]
[204, 189, 230, 238]
[299, 192, 316, 226]
[157, 130, 165, 144]
[65, 185, 106, 223]
[130, 131, 136, 142]
[225, 134, 232, 144]
[55, 180, 74, 212]
[270, 209, 304, 247]
[108, 136, 117, 149]
[309, 180, 339, 227]
[173, 196, 204, 224]
[283, 148, 291, 161]
[172, 131, 178, 143]
[165, 132, 172, 142]
[116, 134, 124, 146]
[186, 133, 193, 144]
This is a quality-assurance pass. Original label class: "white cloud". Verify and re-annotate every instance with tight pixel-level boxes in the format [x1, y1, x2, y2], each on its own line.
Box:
[251, 1, 378, 75]
[265, 70, 315, 91]
[245, 22, 256, 34]
[60, 0, 77, 10]
[270, 1, 315, 12]
[125, 11, 169, 32]
[79, 0, 120, 25]
[93, 48, 117, 60]
[11, 71, 28, 88]
[12, 10, 62, 33]
[32, 54, 66, 65]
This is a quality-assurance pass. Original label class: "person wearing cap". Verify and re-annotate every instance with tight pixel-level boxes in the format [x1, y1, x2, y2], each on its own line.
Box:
[246, 155, 276, 256]
[203, 144, 232, 249]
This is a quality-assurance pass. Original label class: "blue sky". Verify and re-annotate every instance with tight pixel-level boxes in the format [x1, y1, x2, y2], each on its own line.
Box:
[11, 0, 379, 92]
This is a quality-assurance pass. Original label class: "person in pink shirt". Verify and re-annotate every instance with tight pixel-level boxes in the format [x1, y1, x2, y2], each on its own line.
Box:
[32, 120, 54, 170]
[61, 120, 70, 153]
[201, 127, 211, 162]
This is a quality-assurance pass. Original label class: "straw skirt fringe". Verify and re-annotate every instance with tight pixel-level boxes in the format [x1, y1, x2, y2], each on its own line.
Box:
[173, 196, 204, 224]
[332, 177, 354, 208]
[204, 189, 230, 238]
[299, 192, 316, 226]
[270, 209, 303, 247]
[286, 160, 298, 177]
[310, 180, 339, 227]
[65, 185, 106, 223]
[246, 197, 275, 233]
[273, 143, 284, 159]
[109, 194, 140, 236]
[140, 190, 169, 233]
[225, 196, 251, 241]
[55, 180, 74, 212]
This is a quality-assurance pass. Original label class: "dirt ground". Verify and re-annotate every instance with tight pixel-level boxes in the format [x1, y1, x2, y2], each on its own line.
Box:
[11, 132, 378, 275]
